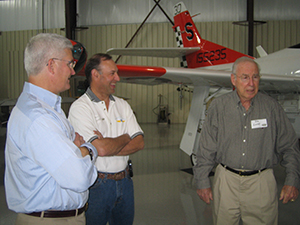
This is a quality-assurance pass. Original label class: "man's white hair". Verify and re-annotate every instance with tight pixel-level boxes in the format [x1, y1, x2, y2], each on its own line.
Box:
[24, 33, 73, 76]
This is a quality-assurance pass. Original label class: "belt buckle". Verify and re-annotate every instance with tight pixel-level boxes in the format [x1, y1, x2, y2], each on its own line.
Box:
[239, 170, 245, 177]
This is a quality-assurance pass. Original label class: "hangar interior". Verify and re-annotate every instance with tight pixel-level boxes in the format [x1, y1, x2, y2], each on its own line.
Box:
[1, 0, 300, 224]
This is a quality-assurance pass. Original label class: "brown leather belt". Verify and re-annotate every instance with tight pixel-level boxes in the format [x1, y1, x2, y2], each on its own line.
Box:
[221, 163, 267, 176]
[98, 168, 129, 181]
[25, 203, 87, 218]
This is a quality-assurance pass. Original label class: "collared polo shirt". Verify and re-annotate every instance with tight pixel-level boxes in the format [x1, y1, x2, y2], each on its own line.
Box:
[69, 88, 144, 173]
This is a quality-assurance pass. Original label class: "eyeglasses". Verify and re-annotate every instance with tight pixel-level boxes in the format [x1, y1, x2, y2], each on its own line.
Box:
[47, 58, 76, 69]
[237, 74, 260, 83]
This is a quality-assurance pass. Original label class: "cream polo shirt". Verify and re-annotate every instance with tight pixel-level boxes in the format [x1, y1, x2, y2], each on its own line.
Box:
[69, 88, 144, 173]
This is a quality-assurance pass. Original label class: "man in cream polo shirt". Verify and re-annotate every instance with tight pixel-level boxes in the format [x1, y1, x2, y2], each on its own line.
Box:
[68, 53, 144, 225]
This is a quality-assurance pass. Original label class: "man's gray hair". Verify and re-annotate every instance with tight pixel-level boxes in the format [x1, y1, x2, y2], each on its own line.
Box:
[24, 33, 73, 76]
[232, 56, 261, 78]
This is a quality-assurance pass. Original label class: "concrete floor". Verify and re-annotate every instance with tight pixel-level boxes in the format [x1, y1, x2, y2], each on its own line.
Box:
[1, 123, 300, 225]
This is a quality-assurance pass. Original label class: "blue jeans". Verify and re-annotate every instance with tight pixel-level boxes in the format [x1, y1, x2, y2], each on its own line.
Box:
[86, 173, 134, 225]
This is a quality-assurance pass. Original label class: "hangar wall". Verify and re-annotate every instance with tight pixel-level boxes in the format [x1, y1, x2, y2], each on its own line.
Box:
[0, 20, 300, 123]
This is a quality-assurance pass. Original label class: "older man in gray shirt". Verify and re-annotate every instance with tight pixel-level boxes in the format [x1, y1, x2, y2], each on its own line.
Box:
[193, 57, 300, 225]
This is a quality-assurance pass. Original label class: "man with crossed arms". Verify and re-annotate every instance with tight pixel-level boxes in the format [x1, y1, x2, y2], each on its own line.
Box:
[69, 53, 144, 225]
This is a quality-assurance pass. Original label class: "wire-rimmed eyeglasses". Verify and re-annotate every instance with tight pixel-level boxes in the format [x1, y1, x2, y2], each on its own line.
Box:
[46, 58, 76, 69]
[237, 74, 260, 83]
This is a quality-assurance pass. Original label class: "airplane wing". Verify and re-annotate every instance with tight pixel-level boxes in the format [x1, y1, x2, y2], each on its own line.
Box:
[117, 64, 300, 93]
[107, 47, 200, 58]
[259, 73, 300, 93]
[116, 64, 231, 87]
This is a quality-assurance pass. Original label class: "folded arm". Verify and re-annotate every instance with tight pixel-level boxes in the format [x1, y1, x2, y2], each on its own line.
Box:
[91, 133, 131, 156]
[116, 134, 144, 156]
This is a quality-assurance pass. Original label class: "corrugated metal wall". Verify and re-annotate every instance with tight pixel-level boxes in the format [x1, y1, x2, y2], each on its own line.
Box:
[0, 28, 65, 99]
[1, 20, 300, 123]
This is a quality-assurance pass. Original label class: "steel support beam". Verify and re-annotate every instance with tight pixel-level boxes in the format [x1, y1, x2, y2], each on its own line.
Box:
[65, 0, 77, 40]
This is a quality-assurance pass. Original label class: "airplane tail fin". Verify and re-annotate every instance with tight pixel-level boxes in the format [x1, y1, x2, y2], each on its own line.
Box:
[256, 45, 268, 57]
[173, 2, 251, 68]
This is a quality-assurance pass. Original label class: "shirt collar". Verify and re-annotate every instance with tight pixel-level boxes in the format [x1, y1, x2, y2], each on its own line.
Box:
[85, 87, 115, 102]
[24, 82, 62, 112]
[233, 90, 257, 107]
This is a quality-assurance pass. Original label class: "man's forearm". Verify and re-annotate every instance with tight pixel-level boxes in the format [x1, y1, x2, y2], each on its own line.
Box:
[92, 134, 131, 156]
[116, 135, 144, 156]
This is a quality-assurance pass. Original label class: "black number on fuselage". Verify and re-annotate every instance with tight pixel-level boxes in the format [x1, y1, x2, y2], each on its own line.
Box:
[197, 48, 227, 63]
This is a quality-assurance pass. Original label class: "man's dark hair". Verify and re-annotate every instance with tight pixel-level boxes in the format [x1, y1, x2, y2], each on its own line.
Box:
[85, 53, 112, 86]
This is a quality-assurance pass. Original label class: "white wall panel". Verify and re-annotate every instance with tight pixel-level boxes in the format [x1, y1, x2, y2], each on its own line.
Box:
[254, 20, 300, 56]
[7, 51, 25, 99]
[1, 0, 299, 32]
[0, 0, 65, 32]
[77, 0, 300, 26]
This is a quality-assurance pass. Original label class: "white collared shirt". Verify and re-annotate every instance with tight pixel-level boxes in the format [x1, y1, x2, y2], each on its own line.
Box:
[69, 88, 144, 173]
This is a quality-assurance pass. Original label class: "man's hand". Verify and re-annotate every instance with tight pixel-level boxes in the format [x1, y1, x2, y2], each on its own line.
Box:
[74, 132, 85, 147]
[73, 132, 90, 157]
[197, 188, 213, 204]
[279, 185, 299, 204]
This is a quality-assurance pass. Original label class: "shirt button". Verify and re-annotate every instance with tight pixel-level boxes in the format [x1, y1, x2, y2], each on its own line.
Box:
[244, 126, 247, 129]
[243, 113, 246, 116]
[242, 153, 245, 156]
[241, 166, 244, 169]
[243, 139, 246, 142]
